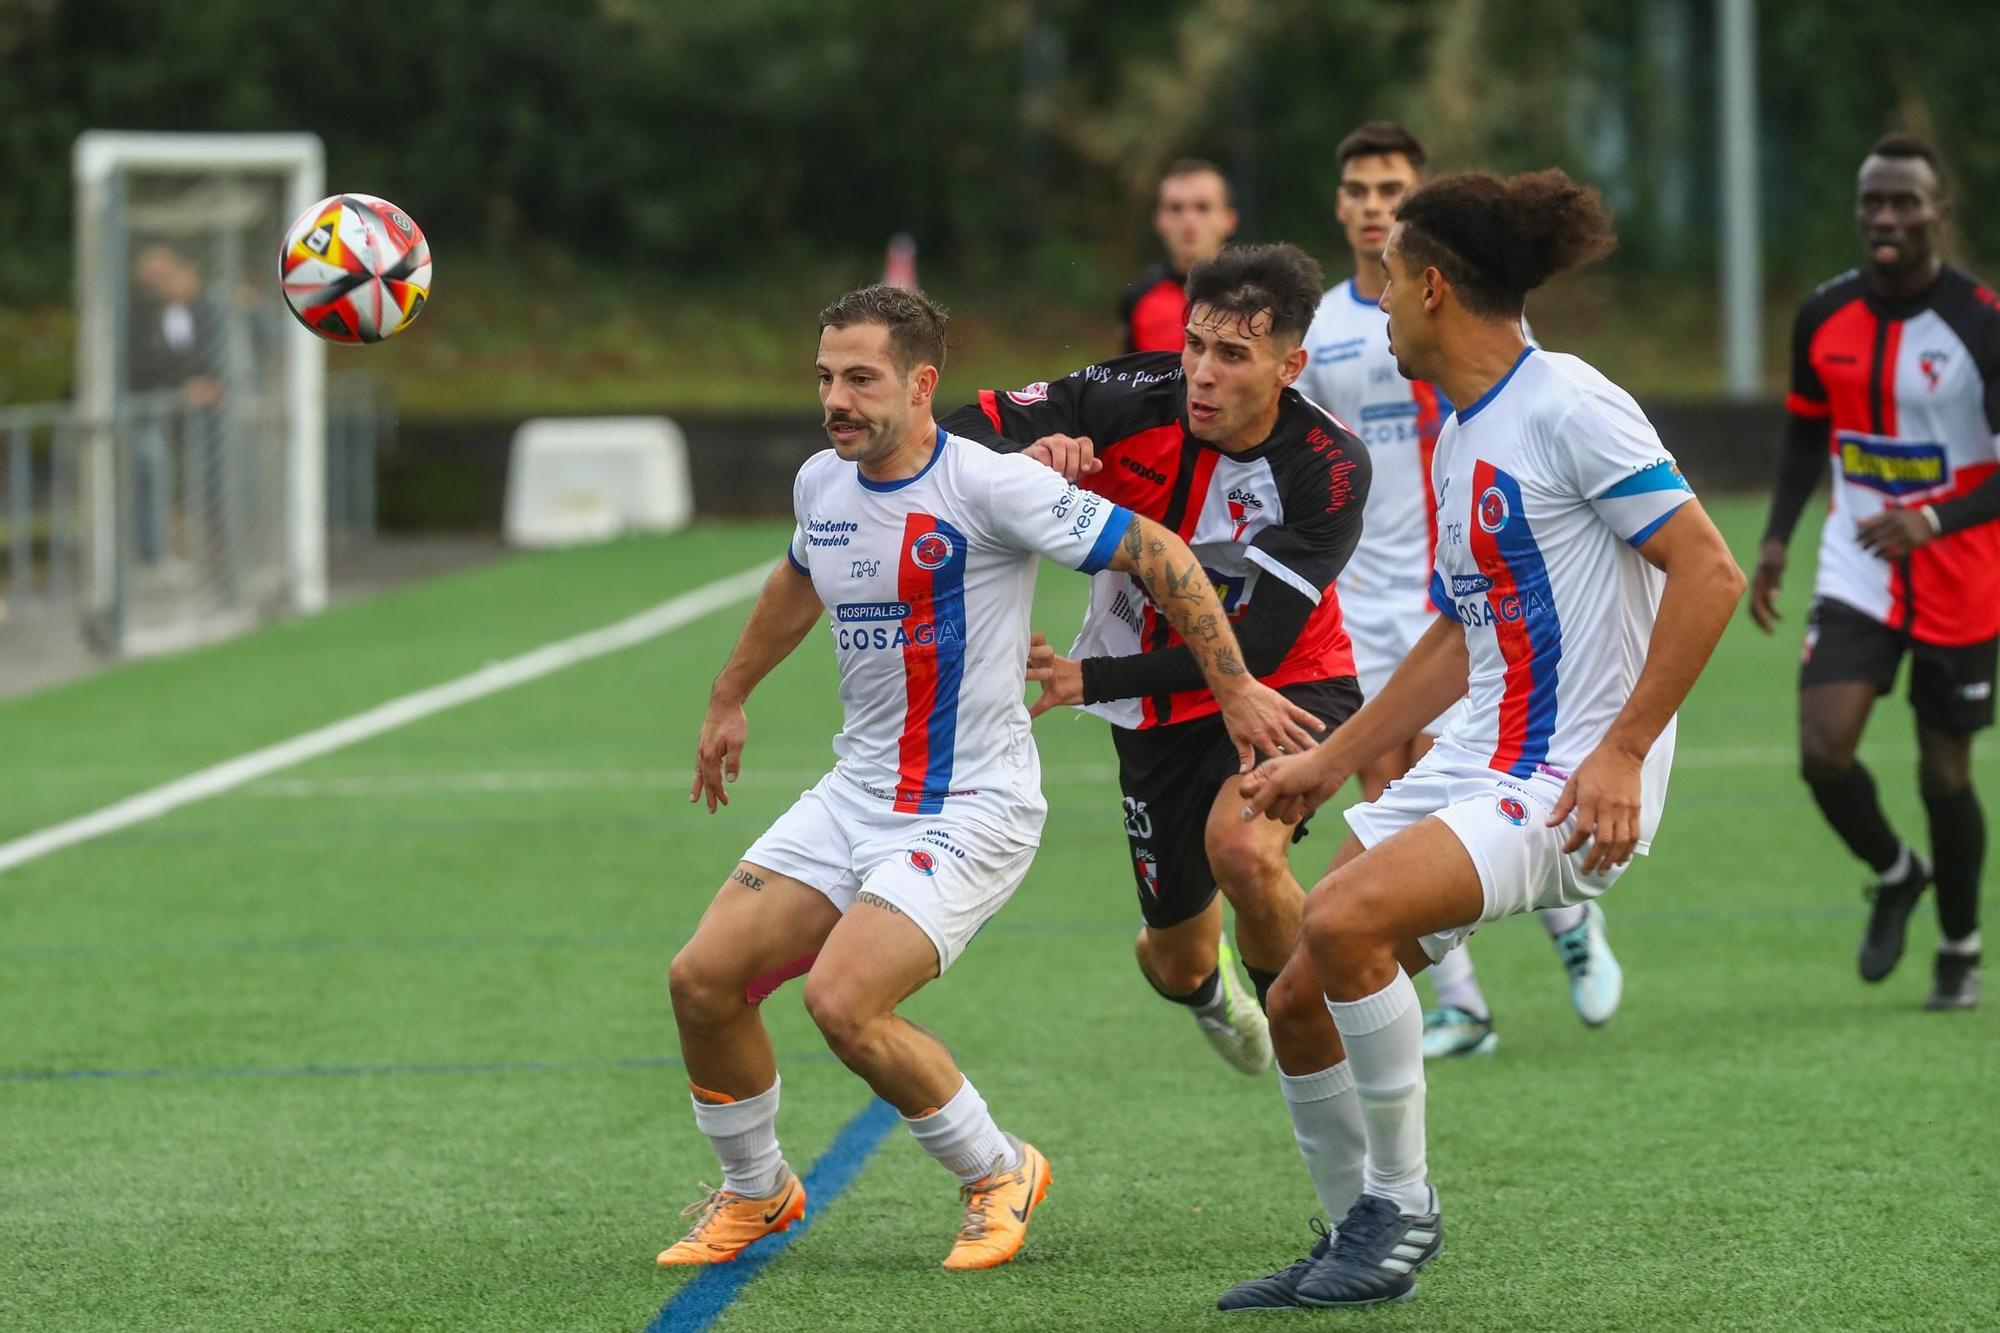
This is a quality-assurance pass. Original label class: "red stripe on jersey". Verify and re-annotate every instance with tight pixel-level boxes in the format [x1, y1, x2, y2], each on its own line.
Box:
[1467, 460, 1535, 774]
[1909, 460, 2000, 644]
[1413, 380, 1445, 606]
[1809, 299, 1879, 440]
[978, 389, 1003, 433]
[894, 512, 941, 813]
[1177, 449, 1221, 543]
[1785, 391, 1832, 419]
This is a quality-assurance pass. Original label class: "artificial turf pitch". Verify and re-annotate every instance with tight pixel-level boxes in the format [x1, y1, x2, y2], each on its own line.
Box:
[0, 499, 1992, 1331]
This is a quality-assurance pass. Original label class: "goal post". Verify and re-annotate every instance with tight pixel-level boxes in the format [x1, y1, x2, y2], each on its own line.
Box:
[72, 131, 327, 652]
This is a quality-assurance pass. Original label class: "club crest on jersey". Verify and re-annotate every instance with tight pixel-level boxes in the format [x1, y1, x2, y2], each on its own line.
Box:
[905, 849, 938, 877]
[1007, 381, 1050, 405]
[1919, 349, 1949, 391]
[910, 531, 955, 571]
[1226, 488, 1265, 541]
[1495, 796, 1529, 826]
[1477, 485, 1510, 533]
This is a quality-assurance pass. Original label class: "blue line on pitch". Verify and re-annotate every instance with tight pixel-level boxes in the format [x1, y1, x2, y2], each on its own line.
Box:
[0, 1051, 838, 1084]
[645, 1097, 900, 1333]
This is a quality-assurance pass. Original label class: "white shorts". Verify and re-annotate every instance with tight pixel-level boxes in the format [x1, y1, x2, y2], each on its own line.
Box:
[1342, 746, 1629, 963]
[1345, 599, 1455, 737]
[742, 770, 1040, 972]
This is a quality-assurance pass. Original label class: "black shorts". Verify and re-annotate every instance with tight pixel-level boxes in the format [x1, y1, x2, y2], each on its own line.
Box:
[1110, 677, 1363, 929]
[1799, 597, 1997, 734]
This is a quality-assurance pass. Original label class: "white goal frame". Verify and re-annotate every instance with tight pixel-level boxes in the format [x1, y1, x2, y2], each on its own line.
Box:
[72, 130, 328, 625]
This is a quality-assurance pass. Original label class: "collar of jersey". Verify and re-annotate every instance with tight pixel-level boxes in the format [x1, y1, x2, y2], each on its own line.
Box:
[1345, 277, 1376, 307]
[1454, 345, 1535, 425]
[856, 424, 948, 492]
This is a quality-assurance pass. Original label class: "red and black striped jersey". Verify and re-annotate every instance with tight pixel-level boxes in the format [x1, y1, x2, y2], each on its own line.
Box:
[1789, 265, 2000, 645]
[1118, 263, 1188, 354]
[942, 352, 1368, 730]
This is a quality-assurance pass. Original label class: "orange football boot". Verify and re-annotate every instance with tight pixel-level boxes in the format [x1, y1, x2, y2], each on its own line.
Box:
[941, 1136, 1051, 1271]
[655, 1173, 806, 1266]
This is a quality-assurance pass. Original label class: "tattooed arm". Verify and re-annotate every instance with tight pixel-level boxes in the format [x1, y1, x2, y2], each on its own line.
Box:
[1082, 514, 1326, 767]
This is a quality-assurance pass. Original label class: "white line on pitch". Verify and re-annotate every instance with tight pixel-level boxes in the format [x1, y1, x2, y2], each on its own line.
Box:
[0, 561, 777, 876]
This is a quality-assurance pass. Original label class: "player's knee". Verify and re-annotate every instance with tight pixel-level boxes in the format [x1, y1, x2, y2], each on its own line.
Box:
[667, 946, 746, 1027]
[1302, 875, 1387, 963]
[1205, 823, 1289, 899]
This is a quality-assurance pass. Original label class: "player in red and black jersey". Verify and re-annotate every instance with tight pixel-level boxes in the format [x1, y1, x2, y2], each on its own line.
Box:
[1118, 159, 1240, 354]
[1751, 134, 2000, 1009]
[944, 243, 1371, 1073]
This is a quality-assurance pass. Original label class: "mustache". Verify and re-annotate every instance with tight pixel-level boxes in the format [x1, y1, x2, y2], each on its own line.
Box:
[824, 413, 870, 429]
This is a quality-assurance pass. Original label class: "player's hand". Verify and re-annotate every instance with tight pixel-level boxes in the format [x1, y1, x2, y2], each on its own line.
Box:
[1238, 749, 1343, 826]
[1023, 434, 1102, 480]
[1025, 632, 1083, 718]
[1547, 743, 1644, 875]
[1216, 680, 1328, 772]
[1746, 538, 1786, 634]
[1856, 508, 1934, 561]
[689, 698, 749, 813]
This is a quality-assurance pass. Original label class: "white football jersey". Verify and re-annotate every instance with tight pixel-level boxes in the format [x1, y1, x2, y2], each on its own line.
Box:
[1298, 278, 1452, 617]
[1425, 349, 1695, 852]
[787, 428, 1133, 834]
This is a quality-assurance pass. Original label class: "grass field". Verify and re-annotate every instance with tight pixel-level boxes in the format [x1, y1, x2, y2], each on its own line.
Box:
[0, 497, 1993, 1332]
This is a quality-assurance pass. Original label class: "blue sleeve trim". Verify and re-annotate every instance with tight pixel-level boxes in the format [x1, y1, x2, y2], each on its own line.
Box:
[1625, 500, 1688, 548]
[785, 547, 810, 576]
[1078, 505, 1136, 574]
[1429, 571, 1462, 623]
[1599, 459, 1694, 500]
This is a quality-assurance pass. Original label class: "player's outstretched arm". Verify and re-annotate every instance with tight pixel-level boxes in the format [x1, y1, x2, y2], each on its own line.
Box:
[1105, 514, 1328, 767]
[691, 562, 823, 813]
[1551, 499, 1745, 871]
[1239, 614, 1469, 825]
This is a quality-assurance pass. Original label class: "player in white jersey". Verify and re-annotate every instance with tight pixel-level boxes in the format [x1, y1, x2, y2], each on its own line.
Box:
[659, 285, 1318, 1275]
[1217, 171, 1745, 1311]
[1297, 121, 1626, 1058]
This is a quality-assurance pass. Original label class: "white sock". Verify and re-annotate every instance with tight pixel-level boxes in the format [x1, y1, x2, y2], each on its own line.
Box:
[1326, 969, 1432, 1216]
[1279, 1061, 1366, 1222]
[1880, 844, 1914, 885]
[1538, 904, 1586, 936]
[1940, 930, 1982, 956]
[689, 1077, 787, 1198]
[903, 1077, 1018, 1185]
[1426, 946, 1489, 1021]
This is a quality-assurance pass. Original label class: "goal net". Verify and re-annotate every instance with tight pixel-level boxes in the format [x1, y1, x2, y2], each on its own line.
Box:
[72, 131, 327, 655]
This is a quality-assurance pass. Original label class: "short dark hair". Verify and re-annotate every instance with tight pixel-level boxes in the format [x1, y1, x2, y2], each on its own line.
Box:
[1161, 157, 1233, 204]
[817, 284, 948, 373]
[1337, 121, 1427, 173]
[1393, 168, 1616, 318]
[1866, 131, 1946, 196]
[1183, 242, 1324, 344]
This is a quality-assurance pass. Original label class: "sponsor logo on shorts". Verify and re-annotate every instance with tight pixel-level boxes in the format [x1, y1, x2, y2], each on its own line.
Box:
[905, 849, 938, 876]
[1963, 681, 1993, 701]
[910, 532, 954, 571]
[1495, 796, 1529, 826]
[1477, 485, 1510, 533]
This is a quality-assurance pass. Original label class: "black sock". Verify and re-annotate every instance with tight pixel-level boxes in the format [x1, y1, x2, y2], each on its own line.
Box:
[1923, 785, 1985, 942]
[1245, 966, 1279, 1014]
[1150, 968, 1220, 1008]
[1805, 761, 1903, 875]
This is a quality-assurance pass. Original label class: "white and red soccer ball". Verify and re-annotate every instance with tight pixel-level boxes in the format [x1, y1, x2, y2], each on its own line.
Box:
[279, 193, 432, 344]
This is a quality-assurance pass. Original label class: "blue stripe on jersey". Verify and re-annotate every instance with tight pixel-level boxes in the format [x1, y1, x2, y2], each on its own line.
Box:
[1430, 570, 1461, 623]
[858, 424, 949, 493]
[1625, 502, 1687, 548]
[1489, 467, 1563, 776]
[1456, 346, 1534, 424]
[1079, 506, 1135, 574]
[918, 517, 969, 814]
[1599, 459, 1693, 499]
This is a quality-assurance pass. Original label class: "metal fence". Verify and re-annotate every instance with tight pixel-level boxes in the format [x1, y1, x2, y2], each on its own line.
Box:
[0, 379, 384, 656]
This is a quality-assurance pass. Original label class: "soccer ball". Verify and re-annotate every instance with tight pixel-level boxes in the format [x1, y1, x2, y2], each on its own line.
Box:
[279, 193, 432, 344]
